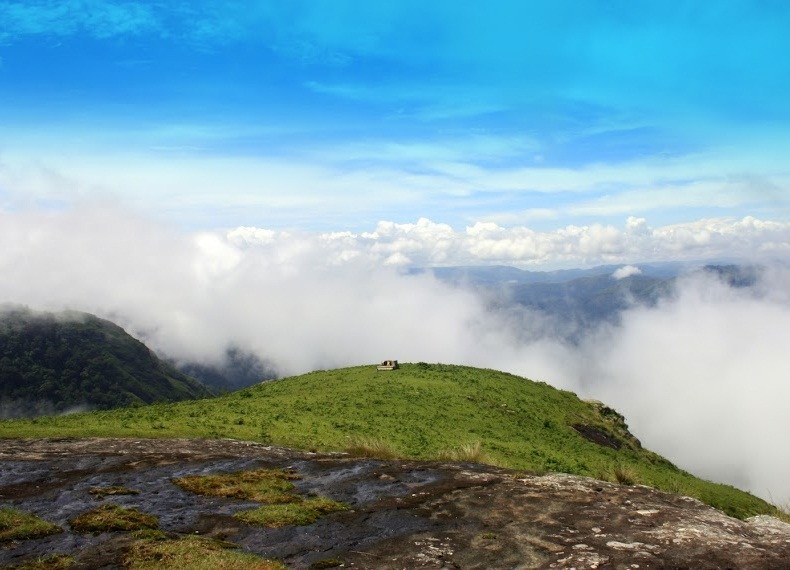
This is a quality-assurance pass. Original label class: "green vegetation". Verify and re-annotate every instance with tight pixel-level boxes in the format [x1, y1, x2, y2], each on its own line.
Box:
[125, 535, 285, 570]
[173, 468, 299, 503]
[0, 306, 211, 418]
[235, 497, 349, 528]
[88, 486, 140, 498]
[610, 463, 638, 486]
[0, 507, 61, 542]
[69, 504, 158, 533]
[773, 505, 790, 524]
[0, 363, 779, 519]
[174, 468, 348, 528]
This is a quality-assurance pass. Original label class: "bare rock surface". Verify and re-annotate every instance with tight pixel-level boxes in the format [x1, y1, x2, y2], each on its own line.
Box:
[1, 437, 789, 569]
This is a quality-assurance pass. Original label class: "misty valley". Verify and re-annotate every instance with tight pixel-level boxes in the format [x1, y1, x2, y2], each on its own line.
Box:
[0, 262, 759, 418]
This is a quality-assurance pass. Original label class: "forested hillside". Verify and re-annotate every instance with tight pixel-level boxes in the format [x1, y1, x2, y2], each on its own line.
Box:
[0, 307, 212, 418]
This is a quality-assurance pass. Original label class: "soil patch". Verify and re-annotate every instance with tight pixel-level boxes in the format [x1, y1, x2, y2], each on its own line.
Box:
[572, 423, 622, 450]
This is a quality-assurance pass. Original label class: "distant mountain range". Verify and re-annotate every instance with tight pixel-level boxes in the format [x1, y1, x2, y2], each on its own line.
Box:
[0, 307, 212, 419]
[417, 263, 762, 341]
[178, 347, 277, 393]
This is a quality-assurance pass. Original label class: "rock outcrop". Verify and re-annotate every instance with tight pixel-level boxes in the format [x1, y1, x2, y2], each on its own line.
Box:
[1, 438, 788, 569]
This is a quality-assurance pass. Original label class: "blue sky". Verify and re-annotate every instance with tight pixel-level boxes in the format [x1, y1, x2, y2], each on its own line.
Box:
[1, 1, 789, 237]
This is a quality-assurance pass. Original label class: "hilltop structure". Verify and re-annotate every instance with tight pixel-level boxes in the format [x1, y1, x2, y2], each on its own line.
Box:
[376, 359, 399, 371]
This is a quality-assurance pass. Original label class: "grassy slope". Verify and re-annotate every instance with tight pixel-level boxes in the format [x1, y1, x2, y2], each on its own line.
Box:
[0, 363, 775, 519]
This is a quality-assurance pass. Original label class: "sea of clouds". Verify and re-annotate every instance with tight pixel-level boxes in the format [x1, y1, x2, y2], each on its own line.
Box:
[1, 205, 789, 505]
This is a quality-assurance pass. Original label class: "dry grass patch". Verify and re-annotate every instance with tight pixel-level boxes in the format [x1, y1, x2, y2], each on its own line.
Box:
[172, 468, 299, 503]
[175, 467, 350, 529]
[88, 486, 140, 498]
[235, 497, 348, 528]
[0, 507, 62, 542]
[126, 535, 285, 570]
[69, 504, 158, 533]
[344, 436, 401, 460]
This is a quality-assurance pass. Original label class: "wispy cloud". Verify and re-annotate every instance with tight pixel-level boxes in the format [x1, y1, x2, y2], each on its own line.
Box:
[0, 0, 161, 41]
[2, 136, 787, 231]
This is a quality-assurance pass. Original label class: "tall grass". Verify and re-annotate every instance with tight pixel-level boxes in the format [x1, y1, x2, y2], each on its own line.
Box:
[437, 441, 489, 464]
[343, 436, 402, 460]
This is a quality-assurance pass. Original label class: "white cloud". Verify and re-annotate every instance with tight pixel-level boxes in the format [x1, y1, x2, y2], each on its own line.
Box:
[295, 215, 789, 268]
[583, 273, 790, 504]
[612, 265, 641, 279]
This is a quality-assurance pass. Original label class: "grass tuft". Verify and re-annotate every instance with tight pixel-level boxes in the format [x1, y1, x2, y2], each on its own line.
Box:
[130, 528, 169, 541]
[69, 504, 158, 533]
[613, 463, 639, 486]
[234, 497, 348, 528]
[172, 468, 300, 503]
[176, 468, 349, 529]
[88, 486, 140, 498]
[437, 441, 489, 463]
[344, 436, 401, 460]
[0, 507, 62, 542]
[772, 505, 790, 524]
[126, 535, 285, 570]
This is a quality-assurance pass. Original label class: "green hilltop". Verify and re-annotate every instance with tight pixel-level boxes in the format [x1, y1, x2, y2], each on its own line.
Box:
[0, 363, 777, 519]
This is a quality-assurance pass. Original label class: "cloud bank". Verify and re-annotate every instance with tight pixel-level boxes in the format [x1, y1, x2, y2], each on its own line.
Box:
[1, 206, 788, 504]
[583, 274, 790, 504]
[229, 215, 790, 268]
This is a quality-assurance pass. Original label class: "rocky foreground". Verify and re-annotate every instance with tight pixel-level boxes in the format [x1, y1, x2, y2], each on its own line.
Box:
[1, 438, 788, 569]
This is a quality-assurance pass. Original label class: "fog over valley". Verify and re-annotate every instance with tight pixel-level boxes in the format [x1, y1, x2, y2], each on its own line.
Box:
[1, 205, 788, 505]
